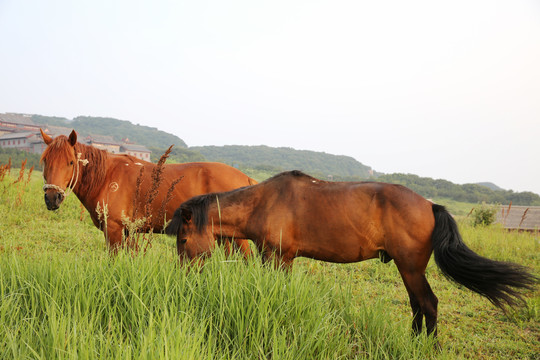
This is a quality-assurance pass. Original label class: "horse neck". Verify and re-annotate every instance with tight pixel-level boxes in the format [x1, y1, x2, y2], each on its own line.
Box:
[71, 143, 108, 201]
[209, 191, 256, 238]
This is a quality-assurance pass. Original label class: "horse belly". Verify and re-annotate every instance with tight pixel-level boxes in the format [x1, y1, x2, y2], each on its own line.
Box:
[297, 234, 376, 264]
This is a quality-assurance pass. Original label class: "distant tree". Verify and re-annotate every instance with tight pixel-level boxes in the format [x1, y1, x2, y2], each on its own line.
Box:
[150, 146, 206, 163]
[191, 145, 373, 178]
[24, 113, 540, 206]
[376, 173, 540, 206]
[0, 148, 42, 170]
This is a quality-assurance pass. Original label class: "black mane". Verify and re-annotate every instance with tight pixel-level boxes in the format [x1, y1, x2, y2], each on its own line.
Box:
[267, 170, 309, 180]
[184, 193, 215, 233]
[165, 192, 219, 236]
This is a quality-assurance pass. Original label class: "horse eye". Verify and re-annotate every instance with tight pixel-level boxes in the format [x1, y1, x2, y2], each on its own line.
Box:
[69, 161, 74, 165]
[179, 239, 187, 244]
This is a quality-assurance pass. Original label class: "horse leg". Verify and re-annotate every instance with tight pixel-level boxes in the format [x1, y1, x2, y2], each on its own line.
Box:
[104, 222, 124, 254]
[235, 239, 252, 258]
[222, 238, 233, 255]
[398, 269, 439, 337]
[220, 238, 252, 258]
[260, 248, 294, 272]
[403, 283, 424, 335]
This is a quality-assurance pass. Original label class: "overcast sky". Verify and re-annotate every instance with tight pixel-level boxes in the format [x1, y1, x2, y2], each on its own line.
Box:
[1, 0, 539, 195]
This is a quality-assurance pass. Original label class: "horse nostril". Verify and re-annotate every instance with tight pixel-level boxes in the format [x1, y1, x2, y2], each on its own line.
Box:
[44, 194, 50, 205]
[56, 193, 64, 204]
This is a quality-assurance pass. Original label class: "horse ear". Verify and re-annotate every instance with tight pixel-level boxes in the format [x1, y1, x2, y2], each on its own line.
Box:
[68, 130, 77, 146]
[40, 128, 53, 145]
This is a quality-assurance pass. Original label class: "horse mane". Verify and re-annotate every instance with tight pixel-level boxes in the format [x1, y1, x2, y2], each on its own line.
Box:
[185, 194, 216, 233]
[165, 194, 215, 236]
[40, 135, 108, 195]
[75, 142, 108, 194]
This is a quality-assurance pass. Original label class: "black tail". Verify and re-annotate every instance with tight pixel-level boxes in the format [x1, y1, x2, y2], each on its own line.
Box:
[431, 204, 538, 309]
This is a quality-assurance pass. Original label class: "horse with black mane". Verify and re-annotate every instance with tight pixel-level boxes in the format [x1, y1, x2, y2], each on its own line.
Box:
[165, 170, 538, 338]
[39, 129, 256, 253]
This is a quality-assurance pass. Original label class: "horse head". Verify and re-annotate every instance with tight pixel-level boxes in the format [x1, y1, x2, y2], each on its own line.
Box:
[40, 129, 80, 210]
[166, 201, 216, 261]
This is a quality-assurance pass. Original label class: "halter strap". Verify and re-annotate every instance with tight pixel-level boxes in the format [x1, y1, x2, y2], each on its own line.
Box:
[43, 152, 89, 198]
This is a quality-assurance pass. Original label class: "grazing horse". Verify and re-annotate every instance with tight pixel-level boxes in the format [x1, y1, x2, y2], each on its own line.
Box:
[39, 129, 256, 253]
[165, 170, 538, 338]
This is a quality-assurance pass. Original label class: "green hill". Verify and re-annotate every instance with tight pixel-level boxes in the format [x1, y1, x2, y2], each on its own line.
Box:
[476, 182, 504, 191]
[3, 112, 538, 205]
[31, 115, 187, 149]
[190, 145, 373, 180]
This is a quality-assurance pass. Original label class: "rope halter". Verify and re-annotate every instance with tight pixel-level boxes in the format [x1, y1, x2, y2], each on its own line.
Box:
[43, 152, 89, 198]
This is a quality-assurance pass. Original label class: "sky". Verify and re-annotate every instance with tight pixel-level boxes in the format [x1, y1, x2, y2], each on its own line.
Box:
[1, 0, 539, 195]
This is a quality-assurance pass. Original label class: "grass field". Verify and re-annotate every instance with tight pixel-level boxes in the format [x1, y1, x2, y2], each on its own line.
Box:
[0, 168, 539, 359]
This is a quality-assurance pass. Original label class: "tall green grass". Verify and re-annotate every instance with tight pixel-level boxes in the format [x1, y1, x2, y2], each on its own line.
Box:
[0, 248, 445, 359]
[0, 169, 538, 359]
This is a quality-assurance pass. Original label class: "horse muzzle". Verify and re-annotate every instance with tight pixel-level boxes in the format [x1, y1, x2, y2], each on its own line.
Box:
[44, 191, 65, 210]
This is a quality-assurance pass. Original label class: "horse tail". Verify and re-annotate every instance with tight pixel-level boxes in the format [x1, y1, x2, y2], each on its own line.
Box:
[165, 207, 183, 237]
[431, 204, 538, 309]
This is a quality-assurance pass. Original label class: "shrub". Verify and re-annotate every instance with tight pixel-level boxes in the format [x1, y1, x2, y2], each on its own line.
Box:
[471, 202, 498, 226]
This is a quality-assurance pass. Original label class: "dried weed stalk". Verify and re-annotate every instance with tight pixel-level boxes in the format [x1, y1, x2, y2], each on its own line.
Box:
[0, 164, 9, 197]
[0, 159, 31, 205]
[132, 165, 145, 219]
[0, 158, 11, 182]
[13, 159, 26, 184]
[0, 164, 8, 182]
[502, 202, 512, 226]
[518, 208, 529, 228]
[12, 159, 29, 205]
[157, 175, 183, 228]
[144, 145, 173, 221]
[26, 165, 34, 185]
[124, 145, 176, 253]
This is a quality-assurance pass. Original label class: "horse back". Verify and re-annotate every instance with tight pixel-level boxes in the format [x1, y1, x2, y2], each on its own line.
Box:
[244, 175, 434, 262]
[164, 162, 256, 195]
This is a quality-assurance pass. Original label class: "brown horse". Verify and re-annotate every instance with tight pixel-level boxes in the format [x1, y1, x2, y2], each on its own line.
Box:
[165, 170, 537, 338]
[39, 129, 256, 253]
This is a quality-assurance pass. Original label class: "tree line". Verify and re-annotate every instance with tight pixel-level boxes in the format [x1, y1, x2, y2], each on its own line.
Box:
[190, 145, 373, 179]
[31, 115, 187, 149]
[4, 114, 538, 206]
[2, 145, 539, 206]
[0, 148, 42, 171]
[374, 173, 540, 206]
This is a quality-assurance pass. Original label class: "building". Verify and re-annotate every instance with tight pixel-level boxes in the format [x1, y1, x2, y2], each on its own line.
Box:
[120, 143, 151, 161]
[0, 124, 74, 155]
[45, 125, 73, 138]
[0, 113, 41, 135]
[0, 132, 42, 153]
[495, 205, 540, 231]
[83, 135, 122, 154]
[0, 113, 152, 161]
[83, 135, 151, 161]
